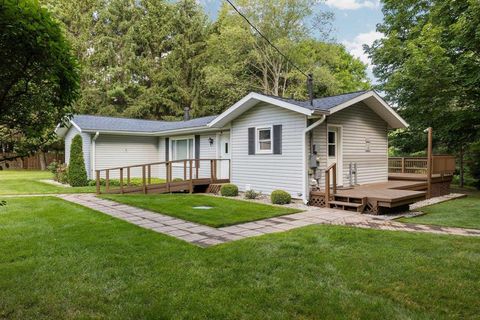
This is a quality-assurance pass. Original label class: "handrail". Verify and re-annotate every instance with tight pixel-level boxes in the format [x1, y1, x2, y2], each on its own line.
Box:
[324, 162, 337, 206]
[389, 156, 455, 175]
[95, 158, 230, 195]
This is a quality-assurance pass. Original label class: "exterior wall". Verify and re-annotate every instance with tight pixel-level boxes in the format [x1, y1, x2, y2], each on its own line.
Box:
[311, 102, 388, 187]
[231, 102, 306, 197]
[64, 126, 92, 179]
[158, 132, 221, 180]
[95, 135, 160, 178]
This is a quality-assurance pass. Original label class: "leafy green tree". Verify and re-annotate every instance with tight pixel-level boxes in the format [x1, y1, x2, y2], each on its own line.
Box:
[366, 0, 480, 186]
[0, 0, 79, 162]
[68, 135, 88, 187]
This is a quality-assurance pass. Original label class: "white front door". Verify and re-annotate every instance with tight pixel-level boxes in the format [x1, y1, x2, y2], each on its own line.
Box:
[218, 133, 231, 179]
[327, 126, 343, 186]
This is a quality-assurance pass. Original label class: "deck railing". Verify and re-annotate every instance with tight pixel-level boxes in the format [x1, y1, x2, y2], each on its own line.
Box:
[95, 158, 230, 194]
[389, 156, 455, 176]
[324, 162, 337, 206]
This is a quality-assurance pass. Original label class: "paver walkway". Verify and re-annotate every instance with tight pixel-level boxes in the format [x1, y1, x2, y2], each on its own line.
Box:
[57, 193, 480, 247]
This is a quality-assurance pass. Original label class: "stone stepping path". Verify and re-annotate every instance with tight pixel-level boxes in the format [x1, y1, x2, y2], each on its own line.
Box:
[57, 194, 480, 247]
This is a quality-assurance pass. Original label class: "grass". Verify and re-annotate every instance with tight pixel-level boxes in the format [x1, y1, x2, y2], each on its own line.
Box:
[0, 196, 479, 319]
[0, 170, 96, 195]
[100, 194, 301, 227]
[400, 191, 480, 229]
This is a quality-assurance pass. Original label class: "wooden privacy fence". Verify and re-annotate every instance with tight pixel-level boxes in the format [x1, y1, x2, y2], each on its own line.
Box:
[95, 158, 230, 195]
[0, 151, 64, 170]
[389, 156, 456, 176]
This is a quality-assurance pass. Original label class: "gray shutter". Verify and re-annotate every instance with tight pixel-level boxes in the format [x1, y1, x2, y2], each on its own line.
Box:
[165, 138, 169, 161]
[248, 127, 255, 155]
[195, 135, 200, 159]
[273, 125, 282, 155]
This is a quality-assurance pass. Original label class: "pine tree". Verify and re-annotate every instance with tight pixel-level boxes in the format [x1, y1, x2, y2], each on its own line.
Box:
[68, 135, 88, 187]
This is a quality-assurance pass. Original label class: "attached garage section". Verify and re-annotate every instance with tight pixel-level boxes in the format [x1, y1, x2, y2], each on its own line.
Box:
[95, 135, 159, 178]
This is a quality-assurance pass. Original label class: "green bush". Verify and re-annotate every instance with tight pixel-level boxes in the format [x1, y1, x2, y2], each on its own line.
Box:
[270, 190, 291, 205]
[220, 183, 238, 197]
[56, 164, 69, 184]
[47, 161, 59, 175]
[244, 189, 261, 199]
[172, 178, 183, 182]
[469, 141, 480, 189]
[68, 135, 88, 187]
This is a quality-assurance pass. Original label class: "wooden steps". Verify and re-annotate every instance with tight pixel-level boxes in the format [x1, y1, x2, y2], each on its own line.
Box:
[327, 195, 367, 213]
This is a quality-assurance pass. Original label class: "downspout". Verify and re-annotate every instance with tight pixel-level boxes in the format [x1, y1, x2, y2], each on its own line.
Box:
[91, 132, 100, 179]
[302, 115, 326, 204]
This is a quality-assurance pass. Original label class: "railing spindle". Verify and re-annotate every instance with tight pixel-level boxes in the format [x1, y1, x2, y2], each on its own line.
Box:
[120, 168, 124, 194]
[96, 170, 100, 194]
[106, 169, 110, 192]
[148, 165, 151, 185]
[142, 165, 146, 194]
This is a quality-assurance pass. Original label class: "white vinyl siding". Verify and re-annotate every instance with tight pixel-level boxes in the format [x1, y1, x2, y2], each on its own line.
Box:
[231, 103, 306, 197]
[64, 126, 92, 179]
[95, 135, 159, 178]
[312, 102, 388, 186]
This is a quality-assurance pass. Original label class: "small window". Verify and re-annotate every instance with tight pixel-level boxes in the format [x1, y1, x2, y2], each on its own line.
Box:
[328, 131, 336, 157]
[225, 142, 229, 154]
[171, 137, 194, 160]
[256, 127, 272, 153]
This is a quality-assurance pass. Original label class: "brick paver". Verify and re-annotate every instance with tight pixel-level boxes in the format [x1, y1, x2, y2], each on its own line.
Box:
[57, 193, 480, 247]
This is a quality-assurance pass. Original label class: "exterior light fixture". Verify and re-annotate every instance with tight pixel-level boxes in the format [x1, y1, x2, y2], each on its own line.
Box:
[209, 137, 214, 146]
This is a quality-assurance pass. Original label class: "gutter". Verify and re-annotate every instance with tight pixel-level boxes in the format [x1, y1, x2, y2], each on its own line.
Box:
[91, 132, 100, 178]
[302, 115, 326, 204]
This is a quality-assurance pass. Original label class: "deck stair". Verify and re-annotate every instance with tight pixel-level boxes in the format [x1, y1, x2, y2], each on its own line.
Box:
[327, 195, 367, 213]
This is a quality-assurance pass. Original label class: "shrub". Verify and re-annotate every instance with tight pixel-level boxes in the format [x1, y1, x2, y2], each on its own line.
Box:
[56, 164, 69, 184]
[47, 161, 59, 175]
[220, 183, 238, 197]
[68, 135, 88, 187]
[172, 178, 183, 182]
[270, 190, 291, 205]
[469, 141, 480, 190]
[244, 189, 261, 199]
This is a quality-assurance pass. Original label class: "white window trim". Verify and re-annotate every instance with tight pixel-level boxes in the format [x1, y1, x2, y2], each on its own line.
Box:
[255, 125, 273, 154]
[169, 135, 195, 166]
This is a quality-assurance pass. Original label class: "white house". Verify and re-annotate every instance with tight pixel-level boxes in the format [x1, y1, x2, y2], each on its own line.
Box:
[56, 90, 408, 203]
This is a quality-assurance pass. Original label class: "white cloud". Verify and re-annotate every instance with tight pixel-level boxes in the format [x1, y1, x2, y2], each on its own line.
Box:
[325, 0, 379, 10]
[342, 30, 383, 81]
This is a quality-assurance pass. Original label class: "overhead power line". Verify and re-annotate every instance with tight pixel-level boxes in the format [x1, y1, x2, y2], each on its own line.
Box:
[224, 0, 310, 79]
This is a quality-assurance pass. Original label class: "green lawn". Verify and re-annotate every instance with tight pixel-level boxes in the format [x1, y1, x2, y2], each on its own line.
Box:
[0, 196, 479, 319]
[0, 170, 95, 195]
[400, 192, 480, 229]
[101, 194, 301, 227]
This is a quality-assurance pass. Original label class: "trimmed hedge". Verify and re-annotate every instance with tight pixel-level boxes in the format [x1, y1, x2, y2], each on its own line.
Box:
[270, 190, 291, 205]
[68, 135, 88, 187]
[220, 183, 238, 197]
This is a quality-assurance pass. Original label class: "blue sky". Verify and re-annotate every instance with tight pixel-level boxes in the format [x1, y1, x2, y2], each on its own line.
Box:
[198, 0, 384, 82]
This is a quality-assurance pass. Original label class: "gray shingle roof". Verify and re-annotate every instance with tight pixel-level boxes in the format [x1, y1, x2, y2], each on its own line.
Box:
[72, 114, 218, 133]
[265, 90, 370, 111]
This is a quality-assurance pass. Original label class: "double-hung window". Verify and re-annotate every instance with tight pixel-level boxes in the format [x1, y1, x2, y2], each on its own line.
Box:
[171, 137, 194, 161]
[256, 127, 272, 153]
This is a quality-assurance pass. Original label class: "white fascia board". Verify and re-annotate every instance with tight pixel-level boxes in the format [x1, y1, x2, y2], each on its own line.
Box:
[208, 92, 314, 128]
[82, 130, 157, 136]
[154, 126, 221, 136]
[70, 120, 83, 133]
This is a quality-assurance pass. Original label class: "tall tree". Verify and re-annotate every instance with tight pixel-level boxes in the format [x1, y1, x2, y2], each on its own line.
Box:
[0, 0, 79, 162]
[366, 0, 480, 186]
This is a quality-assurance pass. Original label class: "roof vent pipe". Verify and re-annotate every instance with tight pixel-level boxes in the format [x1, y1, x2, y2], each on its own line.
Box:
[184, 106, 190, 121]
[307, 73, 314, 106]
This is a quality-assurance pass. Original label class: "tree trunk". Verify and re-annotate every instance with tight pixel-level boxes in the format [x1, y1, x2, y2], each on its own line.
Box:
[39, 151, 47, 171]
[459, 145, 464, 188]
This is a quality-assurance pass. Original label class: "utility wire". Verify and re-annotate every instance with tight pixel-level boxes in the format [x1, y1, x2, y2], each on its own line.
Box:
[224, 0, 310, 79]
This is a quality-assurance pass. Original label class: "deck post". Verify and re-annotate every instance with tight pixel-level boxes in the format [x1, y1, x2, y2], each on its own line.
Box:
[105, 169, 110, 192]
[184, 160, 187, 180]
[189, 160, 193, 193]
[127, 167, 130, 186]
[325, 169, 330, 206]
[166, 162, 170, 193]
[196, 160, 199, 179]
[148, 165, 151, 185]
[210, 160, 214, 182]
[401, 158, 405, 173]
[142, 165, 147, 194]
[332, 163, 337, 194]
[120, 168, 124, 194]
[96, 170, 100, 194]
[427, 127, 432, 198]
